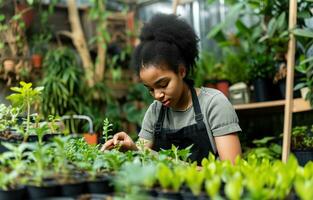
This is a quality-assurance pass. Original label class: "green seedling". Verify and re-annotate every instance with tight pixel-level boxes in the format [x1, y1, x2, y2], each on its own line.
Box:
[6, 81, 44, 142]
[102, 118, 113, 143]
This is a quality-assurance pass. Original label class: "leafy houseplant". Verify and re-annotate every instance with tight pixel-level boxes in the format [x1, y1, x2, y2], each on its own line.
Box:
[41, 47, 86, 118]
[293, 27, 313, 107]
[290, 125, 313, 166]
[122, 83, 153, 129]
[30, 33, 51, 69]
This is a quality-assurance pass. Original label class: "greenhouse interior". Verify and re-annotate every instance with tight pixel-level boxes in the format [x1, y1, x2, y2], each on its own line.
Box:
[0, 0, 313, 199]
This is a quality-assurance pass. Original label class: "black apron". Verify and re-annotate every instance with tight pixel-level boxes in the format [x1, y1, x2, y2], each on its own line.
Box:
[152, 86, 215, 164]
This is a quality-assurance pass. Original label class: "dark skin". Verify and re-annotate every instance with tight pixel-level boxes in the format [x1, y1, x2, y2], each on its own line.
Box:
[102, 63, 242, 164]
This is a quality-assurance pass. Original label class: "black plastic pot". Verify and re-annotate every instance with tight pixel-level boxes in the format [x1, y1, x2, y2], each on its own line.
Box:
[87, 176, 114, 194]
[61, 181, 87, 197]
[293, 150, 313, 166]
[253, 78, 272, 102]
[181, 190, 208, 200]
[144, 188, 158, 198]
[27, 182, 61, 200]
[156, 189, 182, 200]
[0, 186, 27, 200]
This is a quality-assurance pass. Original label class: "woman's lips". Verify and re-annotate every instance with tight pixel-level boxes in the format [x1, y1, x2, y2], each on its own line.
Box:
[162, 100, 170, 107]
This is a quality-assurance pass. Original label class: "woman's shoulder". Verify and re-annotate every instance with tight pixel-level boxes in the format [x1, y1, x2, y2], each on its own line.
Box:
[147, 100, 162, 112]
[199, 87, 223, 98]
[199, 87, 231, 106]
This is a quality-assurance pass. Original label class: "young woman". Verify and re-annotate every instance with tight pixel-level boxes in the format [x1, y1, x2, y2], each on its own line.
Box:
[102, 13, 242, 164]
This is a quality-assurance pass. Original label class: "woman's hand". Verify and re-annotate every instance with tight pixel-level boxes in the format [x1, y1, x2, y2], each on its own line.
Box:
[101, 132, 138, 152]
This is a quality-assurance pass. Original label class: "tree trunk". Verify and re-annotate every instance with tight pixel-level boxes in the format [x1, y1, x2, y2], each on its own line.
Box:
[66, 0, 94, 87]
[94, 0, 106, 82]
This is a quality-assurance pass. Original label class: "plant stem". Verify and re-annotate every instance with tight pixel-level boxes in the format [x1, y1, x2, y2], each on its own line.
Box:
[24, 101, 30, 143]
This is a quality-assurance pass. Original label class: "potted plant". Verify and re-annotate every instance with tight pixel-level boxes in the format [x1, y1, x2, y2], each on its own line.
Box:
[291, 125, 313, 166]
[155, 163, 183, 199]
[26, 142, 61, 199]
[292, 27, 313, 107]
[207, 1, 290, 102]
[41, 47, 86, 118]
[30, 33, 51, 69]
[6, 81, 43, 142]
[0, 142, 30, 200]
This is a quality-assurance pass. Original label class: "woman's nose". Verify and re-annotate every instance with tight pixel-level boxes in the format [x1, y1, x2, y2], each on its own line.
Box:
[154, 89, 164, 100]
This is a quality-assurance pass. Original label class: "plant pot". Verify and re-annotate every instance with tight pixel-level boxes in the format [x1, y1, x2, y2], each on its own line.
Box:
[216, 80, 230, 97]
[87, 175, 114, 194]
[181, 191, 208, 200]
[143, 188, 158, 197]
[31, 54, 43, 69]
[292, 149, 313, 166]
[155, 189, 182, 200]
[0, 186, 27, 200]
[16, 3, 34, 28]
[2, 59, 15, 73]
[27, 181, 61, 200]
[252, 78, 272, 102]
[83, 133, 98, 145]
[300, 87, 309, 100]
[61, 181, 87, 197]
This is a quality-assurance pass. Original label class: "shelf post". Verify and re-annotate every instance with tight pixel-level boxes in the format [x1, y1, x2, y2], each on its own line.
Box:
[282, 0, 297, 163]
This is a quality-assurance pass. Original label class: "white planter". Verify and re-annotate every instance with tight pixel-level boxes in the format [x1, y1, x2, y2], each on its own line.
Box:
[300, 87, 309, 99]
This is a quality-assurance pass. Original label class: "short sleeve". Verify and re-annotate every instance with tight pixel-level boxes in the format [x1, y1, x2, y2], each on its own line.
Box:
[207, 93, 242, 136]
[138, 101, 160, 141]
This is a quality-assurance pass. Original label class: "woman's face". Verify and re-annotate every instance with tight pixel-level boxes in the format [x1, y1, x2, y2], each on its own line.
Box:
[139, 64, 188, 110]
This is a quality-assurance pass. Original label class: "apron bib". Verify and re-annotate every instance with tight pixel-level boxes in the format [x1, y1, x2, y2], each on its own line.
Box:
[152, 86, 215, 164]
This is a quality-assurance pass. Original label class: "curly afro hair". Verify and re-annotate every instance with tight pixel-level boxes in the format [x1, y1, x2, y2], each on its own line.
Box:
[131, 13, 199, 79]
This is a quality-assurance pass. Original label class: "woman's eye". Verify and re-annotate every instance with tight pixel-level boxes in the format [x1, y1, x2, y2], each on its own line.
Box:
[159, 82, 168, 88]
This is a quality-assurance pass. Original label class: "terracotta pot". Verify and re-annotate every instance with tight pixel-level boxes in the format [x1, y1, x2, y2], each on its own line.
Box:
[3, 59, 15, 72]
[216, 80, 230, 97]
[16, 3, 34, 28]
[31, 54, 42, 68]
[83, 133, 98, 145]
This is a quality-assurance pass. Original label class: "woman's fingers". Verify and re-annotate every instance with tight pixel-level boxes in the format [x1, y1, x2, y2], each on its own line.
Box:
[101, 139, 114, 151]
[102, 132, 137, 152]
[113, 132, 127, 145]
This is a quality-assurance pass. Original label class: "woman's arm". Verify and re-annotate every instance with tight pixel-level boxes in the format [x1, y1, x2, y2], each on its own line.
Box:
[214, 133, 242, 164]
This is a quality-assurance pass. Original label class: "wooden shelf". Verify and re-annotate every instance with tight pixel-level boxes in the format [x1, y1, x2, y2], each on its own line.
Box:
[234, 98, 312, 113]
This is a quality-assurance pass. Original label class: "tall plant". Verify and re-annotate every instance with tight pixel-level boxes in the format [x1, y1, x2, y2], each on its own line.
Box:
[41, 47, 85, 117]
[6, 81, 43, 142]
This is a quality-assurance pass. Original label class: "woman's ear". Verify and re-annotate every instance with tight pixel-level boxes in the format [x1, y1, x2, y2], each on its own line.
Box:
[178, 64, 186, 78]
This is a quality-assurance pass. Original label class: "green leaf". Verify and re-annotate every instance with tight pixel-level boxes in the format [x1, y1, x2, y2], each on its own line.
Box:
[0, 14, 5, 21]
[293, 28, 313, 38]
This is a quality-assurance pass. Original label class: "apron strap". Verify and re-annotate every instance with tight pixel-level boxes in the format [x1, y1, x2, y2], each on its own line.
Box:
[189, 85, 203, 122]
[154, 105, 166, 135]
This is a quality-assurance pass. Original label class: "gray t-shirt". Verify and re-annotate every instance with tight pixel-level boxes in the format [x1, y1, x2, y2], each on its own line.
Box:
[138, 87, 241, 153]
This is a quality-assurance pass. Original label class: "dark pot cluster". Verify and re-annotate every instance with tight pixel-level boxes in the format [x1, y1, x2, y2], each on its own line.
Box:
[0, 175, 114, 200]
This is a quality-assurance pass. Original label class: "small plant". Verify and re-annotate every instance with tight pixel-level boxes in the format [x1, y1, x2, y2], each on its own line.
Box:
[185, 164, 205, 196]
[205, 175, 222, 200]
[27, 143, 53, 186]
[159, 144, 193, 164]
[102, 118, 113, 143]
[224, 172, 243, 200]
[6, 81, 44, 142]
[291, 125, 313, 150]
[0, 104, 20, 132]
[0, 142, 31, 189]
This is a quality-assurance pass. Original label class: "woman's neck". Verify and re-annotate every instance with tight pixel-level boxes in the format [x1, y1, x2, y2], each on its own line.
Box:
[173, 83, 192, 111]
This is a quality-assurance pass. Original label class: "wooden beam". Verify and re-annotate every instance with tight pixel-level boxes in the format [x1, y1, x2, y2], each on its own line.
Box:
[172, 0, 180, 14]
[282, 0, 297, 163]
